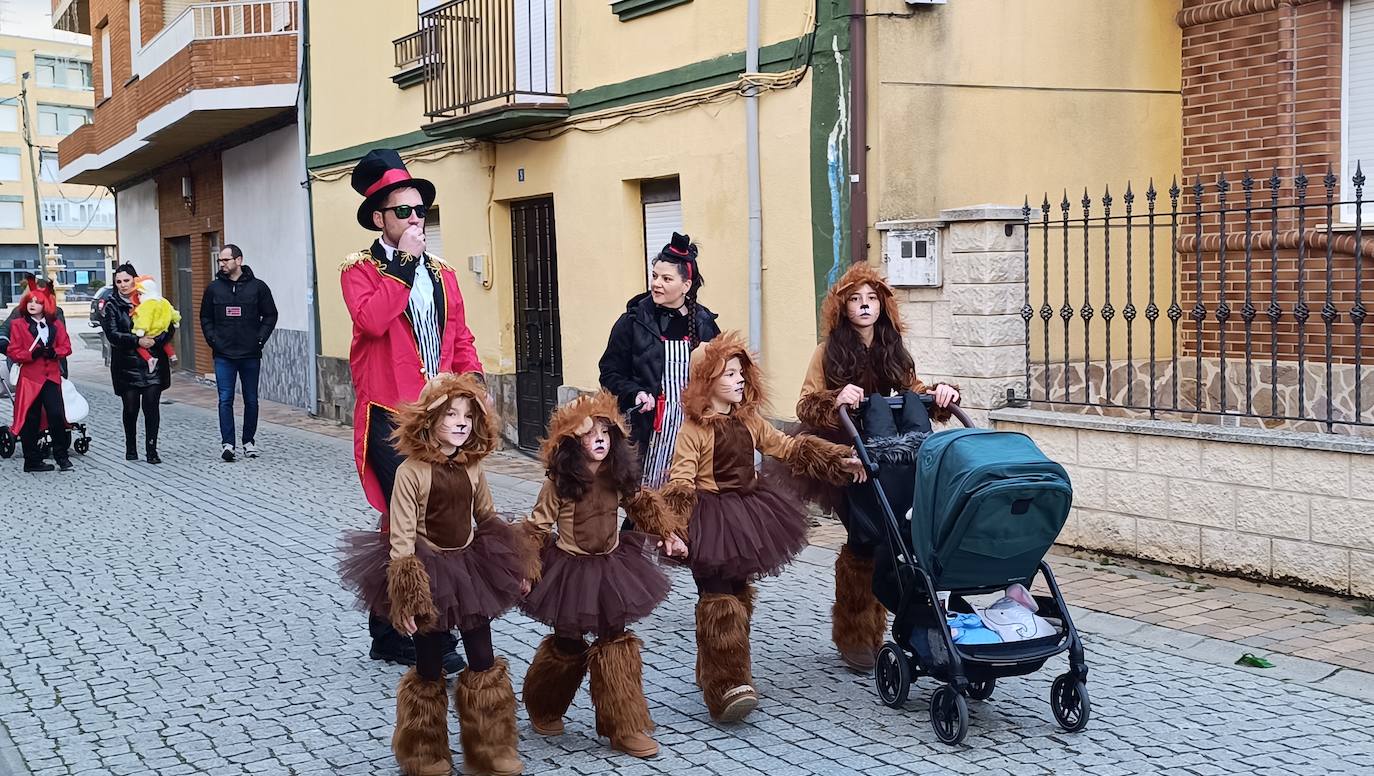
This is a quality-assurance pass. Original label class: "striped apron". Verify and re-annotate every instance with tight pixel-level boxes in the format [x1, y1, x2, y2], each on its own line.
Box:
[640, 336, 691, 489]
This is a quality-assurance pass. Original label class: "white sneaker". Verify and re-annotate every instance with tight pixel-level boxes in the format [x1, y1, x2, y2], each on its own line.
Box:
[243, 442, 259, 459]
[221, 444, 236, 462]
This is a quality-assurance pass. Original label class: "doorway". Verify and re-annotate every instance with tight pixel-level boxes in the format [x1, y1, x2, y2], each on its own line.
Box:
[168, 236, 195, 372]
[510, 197, 561, 450]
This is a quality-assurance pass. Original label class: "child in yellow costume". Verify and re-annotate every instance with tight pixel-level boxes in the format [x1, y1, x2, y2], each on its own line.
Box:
[129, 276, 181, 372]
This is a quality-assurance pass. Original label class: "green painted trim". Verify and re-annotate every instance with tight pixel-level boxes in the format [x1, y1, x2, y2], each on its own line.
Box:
[307, 33, 811, 168]
[391, 65, 425, 90]
[0, 194, 24, 202]
[569, 33, 811, 115]
[611, 0, 692, 22]
[809, 0, 852, 313]
[423, 106, 571, 140]
[307, 129, 435, 170]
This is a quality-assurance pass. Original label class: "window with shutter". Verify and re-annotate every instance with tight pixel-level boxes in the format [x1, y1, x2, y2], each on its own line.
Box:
[1343, 0, 1374, 221]
[641, 177, 682, 287]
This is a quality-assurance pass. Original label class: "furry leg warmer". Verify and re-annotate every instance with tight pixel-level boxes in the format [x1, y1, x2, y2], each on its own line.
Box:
[832, 545, 888, 672]
[588, 631, 658, 758]
[455, 659, 523, 776]
[695, 594, 757, 722]
[392, 668, 452, 776]
[522, 635, 587, 736]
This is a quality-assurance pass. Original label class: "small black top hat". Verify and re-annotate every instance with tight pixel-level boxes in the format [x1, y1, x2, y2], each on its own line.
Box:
[350, 148, 437, 231]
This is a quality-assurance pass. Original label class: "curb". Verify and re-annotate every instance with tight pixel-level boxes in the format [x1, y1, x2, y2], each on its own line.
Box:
[0, 717, 34, 776]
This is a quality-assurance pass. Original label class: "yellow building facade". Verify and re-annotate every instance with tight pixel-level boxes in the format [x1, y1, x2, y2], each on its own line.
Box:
[0, 31, 114, 306]
[306, 0, 1181, 444]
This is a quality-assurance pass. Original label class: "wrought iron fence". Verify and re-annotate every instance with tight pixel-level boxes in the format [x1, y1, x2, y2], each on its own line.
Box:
[1016, 165, 1372, 433]
[394, 28, 431, 70]
[419, 0, 563, 119]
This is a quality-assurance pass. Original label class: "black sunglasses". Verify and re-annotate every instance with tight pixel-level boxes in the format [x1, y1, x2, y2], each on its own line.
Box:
[379, 204, 430, 219]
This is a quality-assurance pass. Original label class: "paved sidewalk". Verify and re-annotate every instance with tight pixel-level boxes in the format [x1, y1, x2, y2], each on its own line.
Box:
[0, 340, 1364, 775]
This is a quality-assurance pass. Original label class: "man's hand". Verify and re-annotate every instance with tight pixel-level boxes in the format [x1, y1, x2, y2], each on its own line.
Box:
[634, 391, 655, 414]
[834, 384, 864, 409]
[397, 224, 427, 257]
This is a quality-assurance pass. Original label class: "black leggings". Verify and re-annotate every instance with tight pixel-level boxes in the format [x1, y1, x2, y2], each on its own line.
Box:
[121, 387, 161, 442]
[695, 576, 750, 596]
[416, 623, 495, 681]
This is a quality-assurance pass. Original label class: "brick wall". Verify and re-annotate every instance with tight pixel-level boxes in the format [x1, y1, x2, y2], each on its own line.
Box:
[1178, 0, 1363, 363]
[155, 150, 224, 372]
[61, 0, 296, 168]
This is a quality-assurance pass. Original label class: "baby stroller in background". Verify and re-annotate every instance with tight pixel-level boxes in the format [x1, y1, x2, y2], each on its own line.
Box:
[839, 394, 1088, 745]
[0, 352, 92, 459]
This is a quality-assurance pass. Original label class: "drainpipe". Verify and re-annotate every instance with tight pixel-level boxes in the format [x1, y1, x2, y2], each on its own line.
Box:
[297, 0, 320, 416]
[746, 0, 762, 352]
[849, 0, 868, 265]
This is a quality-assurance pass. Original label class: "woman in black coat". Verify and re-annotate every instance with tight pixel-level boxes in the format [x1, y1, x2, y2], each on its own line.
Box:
[598, 233, 720, 488]
[100, 263, 175, 464]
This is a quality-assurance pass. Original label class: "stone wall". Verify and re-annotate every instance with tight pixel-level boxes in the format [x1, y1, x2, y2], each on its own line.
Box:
[881, 205, 1029, 426]
[992, 407, 1374, 598]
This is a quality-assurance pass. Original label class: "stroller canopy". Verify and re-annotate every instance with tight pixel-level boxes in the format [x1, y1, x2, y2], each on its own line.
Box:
[911, 429, 1072, 591]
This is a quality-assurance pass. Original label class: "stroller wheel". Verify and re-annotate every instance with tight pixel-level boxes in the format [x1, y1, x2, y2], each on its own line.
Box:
[0, 429, 13, 459]
[1050, 673, 1090, 733]
[74, 437, 90, 455]
[929, 685, 969, 745]
[874, 643, 911, 709]
[966, 678, 995, 701]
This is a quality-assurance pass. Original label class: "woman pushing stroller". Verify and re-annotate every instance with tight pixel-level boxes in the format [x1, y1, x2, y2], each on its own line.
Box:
[6, 278, 74, 472]
[796, 263, 959, 673]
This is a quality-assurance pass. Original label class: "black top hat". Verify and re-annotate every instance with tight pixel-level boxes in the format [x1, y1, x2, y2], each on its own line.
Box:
[350, 148, 437, 231]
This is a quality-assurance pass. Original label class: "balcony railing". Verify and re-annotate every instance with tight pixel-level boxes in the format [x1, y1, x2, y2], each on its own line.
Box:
[137, 1, 299, 79]
[418, 0, 564, 121]
[394, 27, 434, 70]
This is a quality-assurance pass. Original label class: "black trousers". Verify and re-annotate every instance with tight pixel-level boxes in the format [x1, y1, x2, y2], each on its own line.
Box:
[20, 381, 68, 461]
[120, 386, 161, 444]
[416, 622, 494, 681]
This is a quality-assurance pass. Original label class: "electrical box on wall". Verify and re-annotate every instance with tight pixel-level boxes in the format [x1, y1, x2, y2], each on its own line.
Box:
[884, 228, 940, 287]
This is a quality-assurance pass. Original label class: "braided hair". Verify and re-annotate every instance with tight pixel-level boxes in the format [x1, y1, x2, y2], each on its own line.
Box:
[653, 232, 706, 347]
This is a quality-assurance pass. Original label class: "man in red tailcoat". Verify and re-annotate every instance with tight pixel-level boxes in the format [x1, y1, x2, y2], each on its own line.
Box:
[342, 149, 482, 669]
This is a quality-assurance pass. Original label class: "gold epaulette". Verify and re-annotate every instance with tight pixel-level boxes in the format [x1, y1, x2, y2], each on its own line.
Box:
[339, 249, 382, 272]
[426, 253, 453, 273]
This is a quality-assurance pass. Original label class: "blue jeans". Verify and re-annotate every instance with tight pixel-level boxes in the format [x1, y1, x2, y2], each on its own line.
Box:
[214, 356, 261, 446]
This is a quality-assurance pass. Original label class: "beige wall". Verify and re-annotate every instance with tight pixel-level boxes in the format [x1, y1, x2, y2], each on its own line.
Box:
[564, 0, 813, 92]
[867, 0, 1182, 229]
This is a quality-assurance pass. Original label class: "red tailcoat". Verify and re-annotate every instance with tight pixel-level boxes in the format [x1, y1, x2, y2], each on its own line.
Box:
[341, 241, 482, 516]
[5, 316, 71, 431]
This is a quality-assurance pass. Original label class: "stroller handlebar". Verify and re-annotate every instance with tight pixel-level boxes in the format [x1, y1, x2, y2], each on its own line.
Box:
[836, 394, 974, 473]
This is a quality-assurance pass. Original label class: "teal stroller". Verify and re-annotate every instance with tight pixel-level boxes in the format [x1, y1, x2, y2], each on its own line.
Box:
[839, 396, 1089, 745]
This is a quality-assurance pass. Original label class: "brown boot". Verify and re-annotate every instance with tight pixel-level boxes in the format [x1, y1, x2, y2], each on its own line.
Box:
[588, 631, 658, 758]
[695, 594, 757, 722]
[455, 659, 522, 776]
[833, 545, 888, 673]
[392, 668, 453, 776]
[522, 636, 587, 736]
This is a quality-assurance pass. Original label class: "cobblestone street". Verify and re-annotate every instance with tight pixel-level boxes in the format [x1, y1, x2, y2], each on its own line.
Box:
[2, 344, 1373, 776]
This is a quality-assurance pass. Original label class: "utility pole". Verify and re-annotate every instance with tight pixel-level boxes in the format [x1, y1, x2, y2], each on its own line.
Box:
[19, 71, 48, 281]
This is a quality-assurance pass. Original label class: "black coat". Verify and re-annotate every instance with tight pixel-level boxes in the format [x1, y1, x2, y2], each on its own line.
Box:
[598, 292, 720, 448]
[100, 292, 173, 395]
[199, 265, 278, 359]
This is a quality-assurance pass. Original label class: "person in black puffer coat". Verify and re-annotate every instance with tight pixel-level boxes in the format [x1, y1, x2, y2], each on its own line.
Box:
[598, 233, 720, 490]
[199, 244, 278, 462]
[101, 263, 175, 464]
